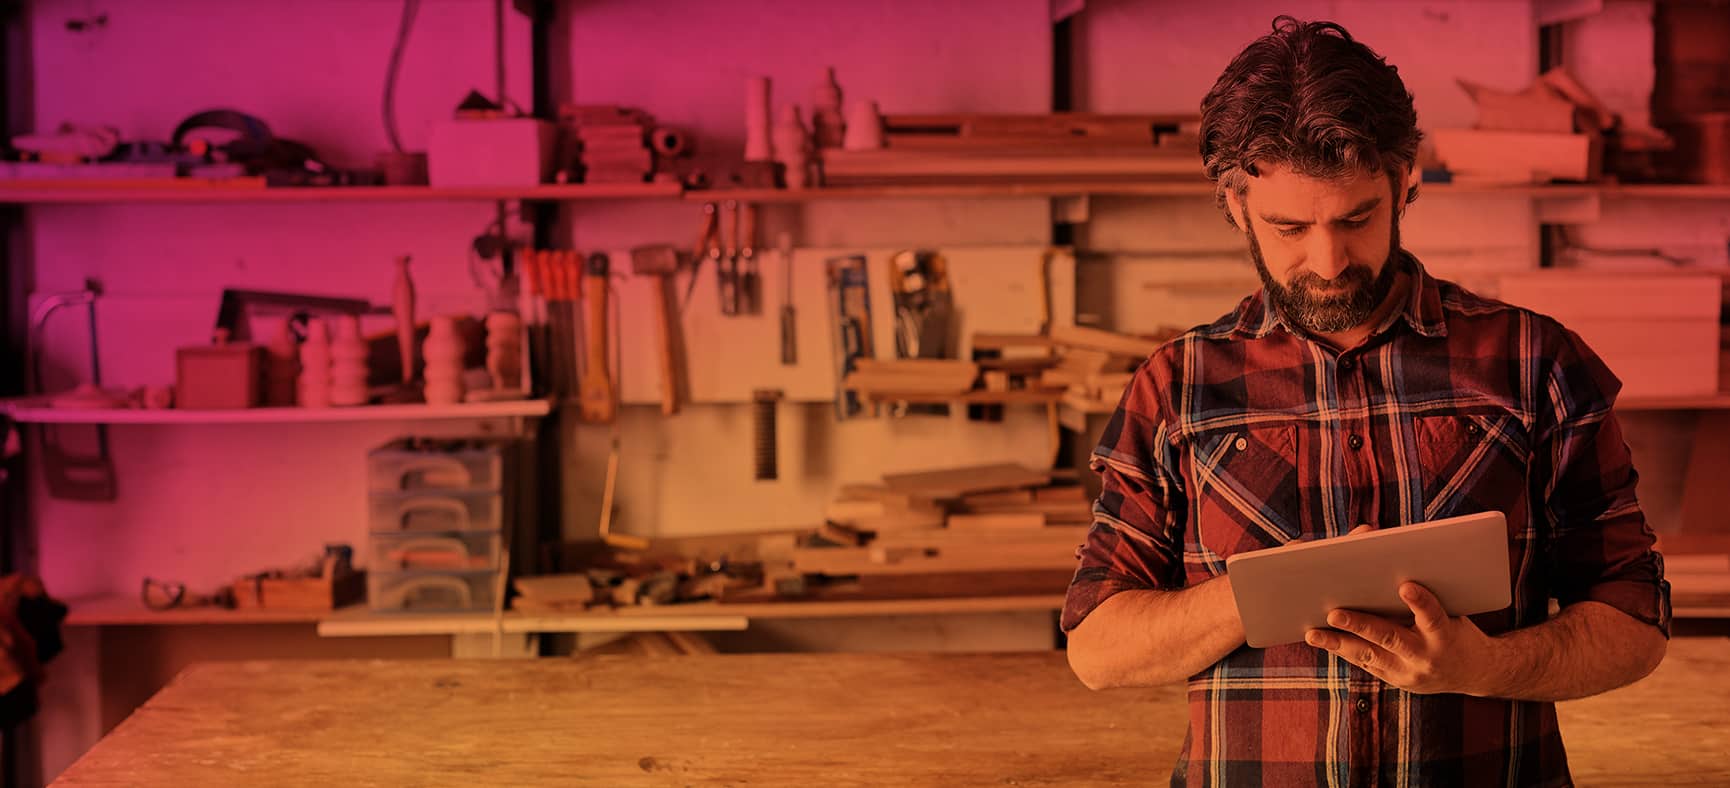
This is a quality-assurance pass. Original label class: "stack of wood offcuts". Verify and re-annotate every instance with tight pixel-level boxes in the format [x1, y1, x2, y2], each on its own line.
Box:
[563, 105, 654, 184]
[784, 462, 1093, 600]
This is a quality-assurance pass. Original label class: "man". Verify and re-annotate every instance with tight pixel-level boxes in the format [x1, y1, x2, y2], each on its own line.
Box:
[1062, 17, 1670, 788]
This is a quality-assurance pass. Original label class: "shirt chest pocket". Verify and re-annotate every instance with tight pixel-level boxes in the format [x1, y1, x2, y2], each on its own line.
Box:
[1412, 413, 1532, 523]
[1190, 423, 1304, 558]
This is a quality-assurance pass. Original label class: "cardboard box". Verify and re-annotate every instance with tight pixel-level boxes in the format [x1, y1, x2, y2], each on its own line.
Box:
[429, 118, 554, 187]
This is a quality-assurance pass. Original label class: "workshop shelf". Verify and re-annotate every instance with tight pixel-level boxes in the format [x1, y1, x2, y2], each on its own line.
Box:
[0, 397, 552, 425]
[0, 181, 681, 204]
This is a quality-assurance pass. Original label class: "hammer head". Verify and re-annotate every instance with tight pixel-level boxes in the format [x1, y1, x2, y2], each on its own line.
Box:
[629, 244, 681, 276]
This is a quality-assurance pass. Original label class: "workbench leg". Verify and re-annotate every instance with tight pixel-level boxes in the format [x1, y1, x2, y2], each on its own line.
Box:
[450, 633, 537, 659]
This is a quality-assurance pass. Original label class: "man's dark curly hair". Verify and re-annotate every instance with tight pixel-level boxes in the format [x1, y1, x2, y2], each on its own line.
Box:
[1200, 16, 1422, 229]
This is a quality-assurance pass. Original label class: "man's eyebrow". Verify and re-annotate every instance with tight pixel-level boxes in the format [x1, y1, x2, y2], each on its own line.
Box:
[1257, 197, 1382, 227]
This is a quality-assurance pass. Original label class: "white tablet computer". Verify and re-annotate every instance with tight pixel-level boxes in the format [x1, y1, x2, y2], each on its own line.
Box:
[1225, 511, 1512, 648]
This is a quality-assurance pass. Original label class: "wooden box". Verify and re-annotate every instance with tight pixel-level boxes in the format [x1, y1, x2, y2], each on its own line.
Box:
[1430, 128, 1601, 183]
[1497, 272, 1722, 399]
[176, 342, 263, 409]
[232, 568, 366, 611]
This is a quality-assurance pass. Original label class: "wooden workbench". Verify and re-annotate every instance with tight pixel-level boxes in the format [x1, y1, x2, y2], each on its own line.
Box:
[53, 639, 1730, 786]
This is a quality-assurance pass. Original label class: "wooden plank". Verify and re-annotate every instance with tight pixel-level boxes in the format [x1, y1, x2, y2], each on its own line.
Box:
[49, 640, 1730, 786]
[962, 489, 1035, 507]
[872, 525, 1089, 549]
[881, 463, 1051, 498]
[0, 182, 681, 205]
[792, 543, 1079, 576]
[0, 397, 552, 425]
[821, 149, 1204, 181]
[947, 513, 1047, 530]
[65, 595, 327, 627]
[1048, 325, 1162, 359]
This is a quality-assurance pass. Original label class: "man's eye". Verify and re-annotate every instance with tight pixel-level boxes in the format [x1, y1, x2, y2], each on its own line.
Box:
[1339, 218, 1369, 230]
[1277, 226, 1306, 239]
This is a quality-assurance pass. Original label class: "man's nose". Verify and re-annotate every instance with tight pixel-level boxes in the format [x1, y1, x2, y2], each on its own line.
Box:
[1307, 232, 1351, 279]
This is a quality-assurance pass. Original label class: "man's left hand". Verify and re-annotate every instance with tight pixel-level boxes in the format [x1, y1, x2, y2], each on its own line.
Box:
[1304, 582, 1503, 696]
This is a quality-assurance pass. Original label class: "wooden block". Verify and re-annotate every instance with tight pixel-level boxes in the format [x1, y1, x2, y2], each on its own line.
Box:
[1498, 273, 1721, 321]
[873, 525, 1089, 549]
[983, 370, 1010, 392]
[972, 333, 1055, 351]
[819, 149, 1203, 182]
[1035, 485, 1090, 503]
[794, 542, 1079, 576]
[1430, 128, 1600, 183]
[963, 489, 1035, 507]
[948, 513, 1047, 530]
[964, 499, 1094, 524]
[819, 521, 868, 547]
[231, 569, 364, 612]
[1681, 413, 1730, 534]
[826, 499, 891, 521]
[853, 569, 1075, 599]
[837, 484, 938, 509]
[882, 463, 1051, 498]
[1048, 325, 1162, 360]
[513, 574, 595, 605]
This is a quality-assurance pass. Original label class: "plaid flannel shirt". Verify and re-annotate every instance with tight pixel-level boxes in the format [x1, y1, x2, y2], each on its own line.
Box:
[1063, 253, 1671, 788]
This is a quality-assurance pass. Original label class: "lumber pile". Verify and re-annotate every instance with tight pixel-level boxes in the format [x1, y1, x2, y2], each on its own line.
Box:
[560, 105, 655, 184]
[789, 462, 1094, 598]
[1040, 324, 1182, 413]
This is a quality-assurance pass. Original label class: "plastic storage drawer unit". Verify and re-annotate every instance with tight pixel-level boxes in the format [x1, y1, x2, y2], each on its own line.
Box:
[368, 439, 504, 494]
[368, 570, 499, 612]
[368, 492, 500, 533]
[371, 532, 502, 572]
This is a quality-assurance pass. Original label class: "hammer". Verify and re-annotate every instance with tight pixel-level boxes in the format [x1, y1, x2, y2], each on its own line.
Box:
[630, 245, 682, 415]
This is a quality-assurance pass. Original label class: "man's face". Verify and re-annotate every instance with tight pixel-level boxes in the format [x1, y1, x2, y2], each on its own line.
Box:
[1231, 163, 1402, 334]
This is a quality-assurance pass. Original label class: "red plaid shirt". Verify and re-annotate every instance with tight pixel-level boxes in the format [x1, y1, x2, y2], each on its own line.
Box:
[1063, 254, 1671, 788]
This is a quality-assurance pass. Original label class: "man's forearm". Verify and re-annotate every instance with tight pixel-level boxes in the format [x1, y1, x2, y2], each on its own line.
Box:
[1067, 575, 1244, 690]
[1475, 601, 1666, 702]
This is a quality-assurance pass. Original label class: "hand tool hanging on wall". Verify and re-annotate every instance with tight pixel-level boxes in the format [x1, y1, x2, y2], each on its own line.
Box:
[28, 282, 117, 501]
[720, 199, 742, 316]
[778, 231, 797, 366]
[629, 245, 683, 415]
[888, 249, 956, 416]
[518, 247, 548, 398]
[752, 389, 783, 481]
[687, 202, 722, 309]
[579, 252, 617, 422]
[392, 256, 417, 385]
[826, 255, 874, 420]
[739, 203, 762, 314]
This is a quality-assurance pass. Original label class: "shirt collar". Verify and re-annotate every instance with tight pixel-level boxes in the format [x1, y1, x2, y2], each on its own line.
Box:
[1231, 252, 1448, 341]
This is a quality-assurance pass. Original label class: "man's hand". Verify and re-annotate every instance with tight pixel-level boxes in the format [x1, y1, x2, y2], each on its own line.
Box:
[1304, 581, 1503, 696]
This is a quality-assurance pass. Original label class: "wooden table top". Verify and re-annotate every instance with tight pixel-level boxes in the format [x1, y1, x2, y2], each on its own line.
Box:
[53, 638, 1730, 786]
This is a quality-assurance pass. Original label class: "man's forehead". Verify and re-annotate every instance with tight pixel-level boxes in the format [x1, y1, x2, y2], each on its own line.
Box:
[1245, 162, 1389, 220]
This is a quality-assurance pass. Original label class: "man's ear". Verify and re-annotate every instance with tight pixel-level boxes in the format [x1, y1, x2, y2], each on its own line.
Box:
[1225, 186, 1248, 231]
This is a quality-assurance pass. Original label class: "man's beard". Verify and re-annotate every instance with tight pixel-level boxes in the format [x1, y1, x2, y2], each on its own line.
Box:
[1249, 217, 1402, 335]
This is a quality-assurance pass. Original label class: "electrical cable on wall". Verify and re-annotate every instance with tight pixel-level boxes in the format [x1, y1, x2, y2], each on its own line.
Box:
[382, 0, 423, 154]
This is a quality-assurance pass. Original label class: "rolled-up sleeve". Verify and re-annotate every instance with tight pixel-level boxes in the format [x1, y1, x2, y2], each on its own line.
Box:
[1061, 356, 1189, 633]
[1537, 326, 1672, 637]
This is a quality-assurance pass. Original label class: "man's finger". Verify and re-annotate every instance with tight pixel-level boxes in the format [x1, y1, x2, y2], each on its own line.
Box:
[1306, 629, 1398, 675]
[1400, 582, 1448, 632]
[1326, 608, 1415, 658]
[1347, 523, 1377, 536]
